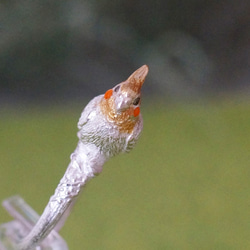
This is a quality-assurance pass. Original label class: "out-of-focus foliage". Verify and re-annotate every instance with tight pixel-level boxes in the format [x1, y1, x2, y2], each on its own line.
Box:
[0, 0, 249, 103]
[1, 2, 249, 248]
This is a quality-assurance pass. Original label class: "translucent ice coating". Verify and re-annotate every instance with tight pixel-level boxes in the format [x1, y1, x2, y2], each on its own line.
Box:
[18, 65, 149, 250]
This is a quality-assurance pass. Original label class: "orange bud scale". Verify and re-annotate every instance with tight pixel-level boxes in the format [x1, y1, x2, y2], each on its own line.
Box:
[104, 89, 113, 99]
[133, 107, 140, 117]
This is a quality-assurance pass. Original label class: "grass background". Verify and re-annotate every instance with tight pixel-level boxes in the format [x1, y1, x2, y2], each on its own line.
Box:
[0, 97, 250, 249]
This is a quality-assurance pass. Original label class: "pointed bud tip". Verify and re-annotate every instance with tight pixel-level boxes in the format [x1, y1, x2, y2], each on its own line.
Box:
[137, 64, 149, 78]
[126, 65, 149, 93]
[129, 65, 149, 81]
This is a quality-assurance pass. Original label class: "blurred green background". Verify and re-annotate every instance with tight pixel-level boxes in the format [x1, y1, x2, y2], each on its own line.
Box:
[1, 99, 250, 249]
[1, 0, 250, 249]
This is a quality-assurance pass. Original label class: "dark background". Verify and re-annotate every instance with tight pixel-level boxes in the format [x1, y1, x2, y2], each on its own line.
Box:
[1, 0, 249, 104]
[1, 2, 250, 249]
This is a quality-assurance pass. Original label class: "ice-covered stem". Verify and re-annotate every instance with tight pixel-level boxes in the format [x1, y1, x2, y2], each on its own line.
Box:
[17, 65, 149, 250]
[18, 142, 105, 250]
